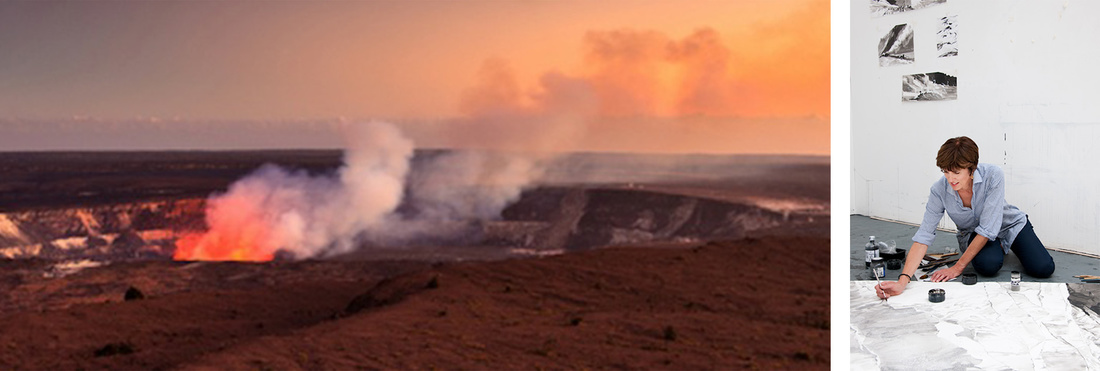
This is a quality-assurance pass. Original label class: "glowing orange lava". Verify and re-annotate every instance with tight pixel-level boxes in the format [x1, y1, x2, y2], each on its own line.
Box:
[172, 226, 275, 262]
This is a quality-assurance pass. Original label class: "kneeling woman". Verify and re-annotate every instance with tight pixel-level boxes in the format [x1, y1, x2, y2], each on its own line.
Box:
[877, 136, 1055, 299]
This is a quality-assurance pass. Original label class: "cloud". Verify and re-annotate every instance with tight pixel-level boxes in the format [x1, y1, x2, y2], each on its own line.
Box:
[581, 29, 668, 117]
[425, 19, 829, 154]
[666, 28, 737, 116]
[0, 2, 829, 155]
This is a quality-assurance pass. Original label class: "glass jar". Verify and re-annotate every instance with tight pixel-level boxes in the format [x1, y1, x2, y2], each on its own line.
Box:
[872, 257, 885, 279]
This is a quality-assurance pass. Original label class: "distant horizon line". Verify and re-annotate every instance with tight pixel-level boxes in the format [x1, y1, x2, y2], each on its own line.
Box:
[0, 148, 830, 159]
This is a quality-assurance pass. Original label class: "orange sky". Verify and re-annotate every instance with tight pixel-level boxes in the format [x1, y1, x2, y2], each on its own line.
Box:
[0, 0, 828, 154]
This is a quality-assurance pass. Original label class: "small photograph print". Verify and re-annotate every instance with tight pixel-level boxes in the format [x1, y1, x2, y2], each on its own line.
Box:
[870, 0, 947, 18]
[879, 23, 915, 67]
[937, 15, 958, 58]
[902, 72, 957, 101]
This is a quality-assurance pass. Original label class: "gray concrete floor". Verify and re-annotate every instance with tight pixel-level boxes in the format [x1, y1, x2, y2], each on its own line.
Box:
[850, 214, 1100, 283]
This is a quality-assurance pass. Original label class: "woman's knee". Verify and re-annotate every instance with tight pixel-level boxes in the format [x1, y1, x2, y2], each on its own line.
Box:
[969, 243, 1005, 276]
[1011, 223, 1054, 278]
[1025, 259, 1055, 278]
[972, 257, 1003, 276]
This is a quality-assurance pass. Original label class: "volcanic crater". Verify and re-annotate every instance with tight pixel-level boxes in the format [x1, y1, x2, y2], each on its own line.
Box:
[0, 150, 829, 369]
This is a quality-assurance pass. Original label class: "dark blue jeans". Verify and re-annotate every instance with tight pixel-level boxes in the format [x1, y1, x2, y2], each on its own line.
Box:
[966, 218, 1055, 278]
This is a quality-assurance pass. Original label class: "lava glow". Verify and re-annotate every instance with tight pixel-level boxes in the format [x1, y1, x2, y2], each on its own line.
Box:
[173, 212, 279, 262]
[173, 227, 276, 262]
[171, 121, 416, 262]
[171, 183, 283, 262]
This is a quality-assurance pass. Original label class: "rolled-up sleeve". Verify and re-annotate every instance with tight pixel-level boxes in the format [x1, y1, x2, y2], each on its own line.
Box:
[975, 166, 1006, 240]
[913, 180, 946, 246]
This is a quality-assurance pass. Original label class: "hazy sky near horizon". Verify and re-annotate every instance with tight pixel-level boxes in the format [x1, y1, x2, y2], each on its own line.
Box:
[0, 0, 829, 154]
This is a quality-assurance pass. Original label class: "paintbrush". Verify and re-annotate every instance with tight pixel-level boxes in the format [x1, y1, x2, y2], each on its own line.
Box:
[927, 252, 959, 260]
[919, 267, 960, 281]
[873, 270, 886, 302]
[919, 258, 958, 271]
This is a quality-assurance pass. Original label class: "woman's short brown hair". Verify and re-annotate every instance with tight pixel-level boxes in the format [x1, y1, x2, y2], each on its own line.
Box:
[937, 136, 978, 173]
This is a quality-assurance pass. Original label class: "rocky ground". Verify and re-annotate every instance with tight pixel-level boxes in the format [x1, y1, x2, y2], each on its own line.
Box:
[0, 235, 828, 370]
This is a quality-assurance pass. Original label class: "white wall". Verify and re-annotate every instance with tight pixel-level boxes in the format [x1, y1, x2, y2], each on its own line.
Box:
[851, 1, 1100, 256]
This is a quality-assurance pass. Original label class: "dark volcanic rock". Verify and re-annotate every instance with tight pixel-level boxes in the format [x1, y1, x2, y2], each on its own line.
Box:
[112, 231, 146, 253]
[93, 342, 134, 357]
[501, 187, 572, 221]
[124, 286, 145, 301]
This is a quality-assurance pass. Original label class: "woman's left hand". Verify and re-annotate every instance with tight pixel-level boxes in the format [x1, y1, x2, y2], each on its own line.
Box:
[931, 265, 963, 282]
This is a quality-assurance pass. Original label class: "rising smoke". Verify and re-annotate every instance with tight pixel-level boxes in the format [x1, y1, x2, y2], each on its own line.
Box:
[174, 121, 543, 261]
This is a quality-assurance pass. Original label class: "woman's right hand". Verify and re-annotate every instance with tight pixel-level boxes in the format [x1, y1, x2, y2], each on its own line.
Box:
[875, 281, 906, 299]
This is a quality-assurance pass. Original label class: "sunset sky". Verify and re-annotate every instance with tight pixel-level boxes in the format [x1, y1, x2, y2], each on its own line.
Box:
[0, 1, 828, 154]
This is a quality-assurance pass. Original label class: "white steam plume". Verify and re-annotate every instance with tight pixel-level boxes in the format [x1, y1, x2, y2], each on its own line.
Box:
[365, 150, 545, 246]
[185, 121, 542, 260]
[408, 151, 542, 221]
[186, 121, 412, 260]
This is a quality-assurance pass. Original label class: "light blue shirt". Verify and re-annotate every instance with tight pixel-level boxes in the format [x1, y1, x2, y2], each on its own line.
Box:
[912, 163, 1027, 254]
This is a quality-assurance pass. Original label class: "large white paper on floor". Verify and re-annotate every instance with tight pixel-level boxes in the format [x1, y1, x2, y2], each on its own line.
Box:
[851, 281, 1100, 370]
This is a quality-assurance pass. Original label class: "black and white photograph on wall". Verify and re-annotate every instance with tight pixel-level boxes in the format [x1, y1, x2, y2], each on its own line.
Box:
[902, 72, 957, 101]
[937, 15, 958, 57]
[870, 0, 947, 17]
[879, 24, 915, 67]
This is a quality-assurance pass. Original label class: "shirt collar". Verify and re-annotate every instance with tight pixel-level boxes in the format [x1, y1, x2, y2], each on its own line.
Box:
[972, 165, 984, 186]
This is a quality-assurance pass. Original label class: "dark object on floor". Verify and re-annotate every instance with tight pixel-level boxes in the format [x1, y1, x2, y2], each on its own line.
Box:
[124, 286, 145, 301]
[928, 288, 945, 303]
[880, 248, 906, 261]
[961, 273, 977, 285]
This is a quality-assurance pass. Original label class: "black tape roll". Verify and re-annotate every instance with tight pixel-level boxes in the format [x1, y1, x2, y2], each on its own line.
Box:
[961, 273, 977, 285]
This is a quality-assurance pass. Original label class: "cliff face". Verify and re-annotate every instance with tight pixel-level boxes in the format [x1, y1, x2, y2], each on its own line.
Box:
[492, 187, 799, 251]
[0, 198, 205, 260]
[0, 186, 817, 262]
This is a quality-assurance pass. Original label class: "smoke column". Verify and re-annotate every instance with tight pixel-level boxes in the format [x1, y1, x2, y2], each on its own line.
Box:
[174, 121, 413, 260]
[360, 150, 543, 246]
[173, 121, 544, 261]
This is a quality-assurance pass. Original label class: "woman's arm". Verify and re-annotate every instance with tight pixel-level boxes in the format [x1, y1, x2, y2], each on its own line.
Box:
[913, 181, 948, 247]
[931, 233, 988, 282]
[876, 241, 928, 299]
[878, 181, 949, 299]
